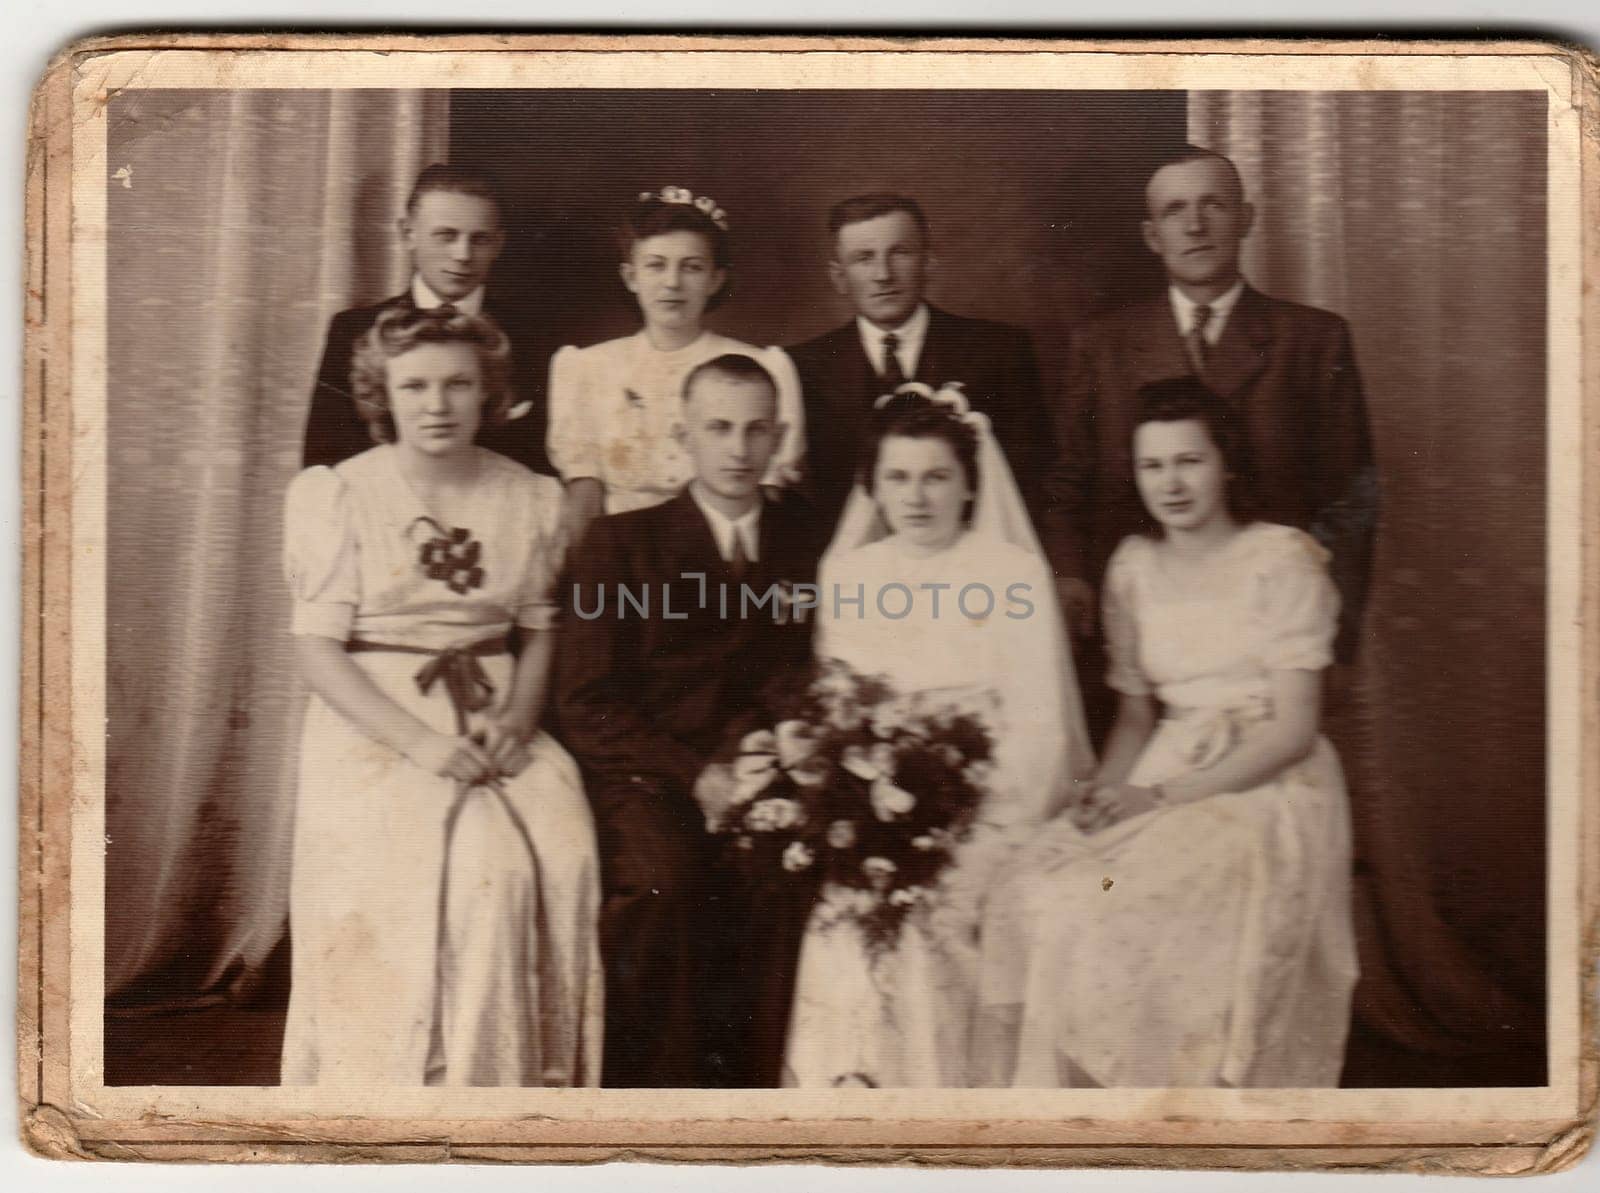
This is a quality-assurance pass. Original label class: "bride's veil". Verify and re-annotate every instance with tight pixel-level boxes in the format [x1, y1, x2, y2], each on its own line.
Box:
[823, 383, 1095, 795]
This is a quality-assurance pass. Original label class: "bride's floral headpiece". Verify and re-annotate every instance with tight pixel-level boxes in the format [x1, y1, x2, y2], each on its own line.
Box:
[637, 185, 729, 231]
[875, 381, 992, 434]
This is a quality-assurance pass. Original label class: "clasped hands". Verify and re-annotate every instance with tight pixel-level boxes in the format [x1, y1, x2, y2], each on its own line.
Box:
[411, 710, 534, 789]
[1063, 776, 1165, 834]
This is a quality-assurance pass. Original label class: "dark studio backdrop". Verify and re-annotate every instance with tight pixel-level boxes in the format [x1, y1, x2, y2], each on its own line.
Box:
[446, 89, 1183, 383]
[103, 86, 1547, 1088]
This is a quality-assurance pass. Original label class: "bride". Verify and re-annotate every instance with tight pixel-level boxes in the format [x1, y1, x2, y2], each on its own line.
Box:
[782, 387, 1093, 1088]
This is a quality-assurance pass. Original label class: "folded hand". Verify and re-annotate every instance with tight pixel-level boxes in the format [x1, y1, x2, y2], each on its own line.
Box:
[412, 731, 497, 787]
[1069, 781, 1162, 834]
[477, 715, 533, 780]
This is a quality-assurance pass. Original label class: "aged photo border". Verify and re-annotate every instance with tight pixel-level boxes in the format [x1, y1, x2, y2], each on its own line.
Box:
[20, 33, 1600, 1168]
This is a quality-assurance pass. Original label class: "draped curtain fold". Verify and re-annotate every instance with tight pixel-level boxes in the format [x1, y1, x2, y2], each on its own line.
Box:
[1190, 91, 1547, 1070]
[105, 89, 450, 1002]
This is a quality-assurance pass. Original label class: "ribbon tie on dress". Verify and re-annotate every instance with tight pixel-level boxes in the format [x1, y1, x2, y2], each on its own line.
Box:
[414, 647, 497, 737]
[1165, 693, 1275, 771]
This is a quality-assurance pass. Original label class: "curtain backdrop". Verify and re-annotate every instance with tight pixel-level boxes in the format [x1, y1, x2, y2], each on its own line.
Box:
[105, 89, 450, 1003]
[1191, 92, 1548, 1074]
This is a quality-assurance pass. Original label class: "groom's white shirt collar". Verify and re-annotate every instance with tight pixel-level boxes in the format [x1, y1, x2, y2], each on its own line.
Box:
[856, 302, 930, 378]
[690, 486, 761, 563]
[411, 274, 486, 316]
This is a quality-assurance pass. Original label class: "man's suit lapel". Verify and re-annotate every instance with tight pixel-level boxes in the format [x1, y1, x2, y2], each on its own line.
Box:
[1203, 286, 1273, 398]
[1126, 297, 1194, 388]
[913, 306, 949, 386]
[661, 490, 728, 579]
[837, 323, 881, 407]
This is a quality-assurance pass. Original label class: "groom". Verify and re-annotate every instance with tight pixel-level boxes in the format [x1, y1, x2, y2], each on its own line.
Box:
[556, 353, 824, 1088]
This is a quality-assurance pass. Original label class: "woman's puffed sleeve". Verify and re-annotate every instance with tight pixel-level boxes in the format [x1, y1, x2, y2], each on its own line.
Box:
[283, 466, 358, 640]
[1101, 537, 1151, 696]
[514, 474, 569, 633]
[760, 346, 807, 489]
[545, 346, 601, 483]
[1254, 526, 1340, 672]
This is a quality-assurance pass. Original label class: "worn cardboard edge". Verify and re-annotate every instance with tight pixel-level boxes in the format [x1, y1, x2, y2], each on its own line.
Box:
[16, 34, 1600, 1169]
[19, 38, 76, 1163]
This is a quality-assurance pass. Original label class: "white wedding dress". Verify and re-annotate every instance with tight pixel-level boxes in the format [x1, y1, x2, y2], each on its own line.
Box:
[781, 402, 1092, 1088]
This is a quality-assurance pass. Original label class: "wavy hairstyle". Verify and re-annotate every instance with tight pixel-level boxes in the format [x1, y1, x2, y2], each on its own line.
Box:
[349, 307, 514, 445]
[1130, 376, 1259, 535]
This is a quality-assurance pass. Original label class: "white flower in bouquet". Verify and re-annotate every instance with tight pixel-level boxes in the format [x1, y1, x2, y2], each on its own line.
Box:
[842, 741, 898, 782]
[774, 719, 816, 768]
[782, 841, 815, 872]
[869, 779, 916, 822]
[861, 856, 898, 888]
[911, 834, 937, 852]
[731, 751, 779, 804]
[823, 700, 866, 733]
[788, 758, 831, 790]
[745, 797, 806, 832]
[888, 886, 927, 908]
[840, 744, 877, 781]
[869, 696, 917, 738]
[814, 661, 868, 731]
[826, 819, 858, 849]
[739, 728, 777, 755]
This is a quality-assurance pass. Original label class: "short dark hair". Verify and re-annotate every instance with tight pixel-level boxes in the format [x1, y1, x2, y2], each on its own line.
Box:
[1144, 145, 1246, 209]
[1130, 376, 1258, 533]
[350, 307, 515, 445]
[618, 192, 733, 309]
[405, 163, 506, 221]
[860, 393, 980, 498]
[682, 353, 777, 405]
[826, 193, 931, 254]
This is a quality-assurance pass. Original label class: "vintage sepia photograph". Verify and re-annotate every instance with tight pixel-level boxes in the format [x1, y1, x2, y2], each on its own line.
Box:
[19, 36, 1595, 1168]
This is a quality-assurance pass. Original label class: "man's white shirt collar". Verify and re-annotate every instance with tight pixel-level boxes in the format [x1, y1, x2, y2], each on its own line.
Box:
[1169, 278, 1245, 345]
[856, 302, 930, 378]
[412, 275, 486, 316]
[690, 486, 761, 563]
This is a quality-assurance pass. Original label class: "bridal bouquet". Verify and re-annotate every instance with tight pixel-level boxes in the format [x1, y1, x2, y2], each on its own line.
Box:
[717, 658, 995, 952]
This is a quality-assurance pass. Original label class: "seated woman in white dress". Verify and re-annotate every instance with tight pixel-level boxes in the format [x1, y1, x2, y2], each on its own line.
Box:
[546, 186, 805, 544]
[783, 389, 1093, 1089]
[281, 307, 603, 1087]
[980, 377, 1360, 1089]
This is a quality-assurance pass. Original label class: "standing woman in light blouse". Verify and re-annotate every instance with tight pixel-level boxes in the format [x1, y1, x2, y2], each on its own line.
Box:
[547, 187, 806, 545]
[281, 307, 602, 1087]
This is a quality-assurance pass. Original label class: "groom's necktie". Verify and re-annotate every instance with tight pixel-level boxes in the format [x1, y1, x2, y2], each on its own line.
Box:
[1183, 304, 1213, 379]
[726, 529, 750, 581]
[880, 332, 908, 391]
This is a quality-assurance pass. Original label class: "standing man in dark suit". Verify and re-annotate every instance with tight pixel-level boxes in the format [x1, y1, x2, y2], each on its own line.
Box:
[1050, 146, 1378, 663]
[302, 163, 555, 474]
[556, 353, 823, 1088]
[788, 194, 1069, 573]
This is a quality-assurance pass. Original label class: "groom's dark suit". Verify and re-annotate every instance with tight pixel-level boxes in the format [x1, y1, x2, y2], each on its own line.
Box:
[555, 489, 824, 1088]
[789, 306, 1068, 572]
[302, 288, 557, 475]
